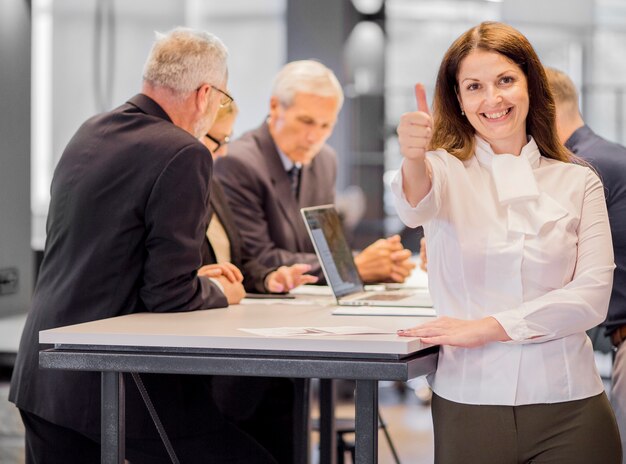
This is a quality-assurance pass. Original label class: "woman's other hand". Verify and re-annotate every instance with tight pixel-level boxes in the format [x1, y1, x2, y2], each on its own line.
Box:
[397, 316, 511, 348]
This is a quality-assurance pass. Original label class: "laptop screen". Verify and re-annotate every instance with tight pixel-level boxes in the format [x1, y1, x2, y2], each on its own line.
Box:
[301, 205, 364, 298]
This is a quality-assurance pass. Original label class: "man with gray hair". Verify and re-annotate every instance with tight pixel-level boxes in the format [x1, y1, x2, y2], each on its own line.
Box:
[546, 66, 626, 462]
[10, 28, 276, 463]
[213, 60, 415, 463]
[216, 60, 415, 284]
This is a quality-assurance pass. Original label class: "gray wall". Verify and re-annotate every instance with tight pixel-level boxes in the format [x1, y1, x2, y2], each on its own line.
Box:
[0, 0, 32, 317]
[31, 0, 287, 247]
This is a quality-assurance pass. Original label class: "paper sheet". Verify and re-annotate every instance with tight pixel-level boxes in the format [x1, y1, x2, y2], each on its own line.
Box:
[239, 326, 397, 337]
[332, 307, 436, 317]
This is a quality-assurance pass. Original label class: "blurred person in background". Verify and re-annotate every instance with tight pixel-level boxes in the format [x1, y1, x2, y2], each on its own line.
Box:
[199, 101, 318, 295]
[215, 60, 416, 286]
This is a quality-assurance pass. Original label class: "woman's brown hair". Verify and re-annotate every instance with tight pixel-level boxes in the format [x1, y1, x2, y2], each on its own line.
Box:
[430, 21, 571, 163]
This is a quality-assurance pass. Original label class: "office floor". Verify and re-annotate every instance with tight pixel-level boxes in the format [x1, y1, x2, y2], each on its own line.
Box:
[0, 369, 25, 464]
[310, 379, 435, 464]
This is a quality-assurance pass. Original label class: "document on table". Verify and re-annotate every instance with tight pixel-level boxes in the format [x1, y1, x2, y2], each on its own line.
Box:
[332, 307, 436, 317]
[239, 326, 398, 337]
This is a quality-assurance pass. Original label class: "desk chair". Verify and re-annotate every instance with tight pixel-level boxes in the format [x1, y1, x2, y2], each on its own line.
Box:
[313, 406, 401, 464]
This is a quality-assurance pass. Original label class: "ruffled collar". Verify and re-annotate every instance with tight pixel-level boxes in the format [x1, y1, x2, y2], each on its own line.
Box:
[473, 136, 567, 236]
[474, 136, 541, 205]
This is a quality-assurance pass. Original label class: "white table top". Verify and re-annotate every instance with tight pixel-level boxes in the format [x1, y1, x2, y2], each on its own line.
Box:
[40, 301, 432, 357]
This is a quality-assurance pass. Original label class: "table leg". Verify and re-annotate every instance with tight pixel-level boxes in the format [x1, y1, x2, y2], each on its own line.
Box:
[355, 379, 378, 464]
[101, 371, 125, 464]
[319, 379, 337, 464]
[293, 378, 311, 464]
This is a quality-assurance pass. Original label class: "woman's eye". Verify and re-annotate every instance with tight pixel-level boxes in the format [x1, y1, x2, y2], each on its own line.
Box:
[500, 76, 514, 85]
[467, 83, 479, 91]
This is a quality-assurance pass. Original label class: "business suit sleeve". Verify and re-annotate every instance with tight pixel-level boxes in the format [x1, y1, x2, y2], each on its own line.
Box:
[240, 250, 275, 293]
[219, 198, 276, 294]
[143, 144, 227, 312]
[216, 155, 322, 273]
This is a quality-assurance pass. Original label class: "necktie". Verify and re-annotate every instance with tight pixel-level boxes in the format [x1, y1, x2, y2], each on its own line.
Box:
[287, 166, 300, 198]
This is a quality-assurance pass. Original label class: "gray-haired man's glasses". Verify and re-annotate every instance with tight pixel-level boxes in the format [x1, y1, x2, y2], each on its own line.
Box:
[212, 86, 234, 108]
[197, 85, 234, 109]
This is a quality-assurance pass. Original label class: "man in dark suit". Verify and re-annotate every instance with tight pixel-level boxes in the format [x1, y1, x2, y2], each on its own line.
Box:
[215, 60, 415, 283]
[213, 60, 416, 463]
[10, 28, 276, 464]
[546, 67, 626, 464]
[201, 102, 318, 294]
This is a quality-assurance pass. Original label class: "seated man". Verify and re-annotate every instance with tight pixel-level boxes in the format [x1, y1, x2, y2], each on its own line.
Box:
[200, 101, 318, 294]
[214, 60, 415, 284]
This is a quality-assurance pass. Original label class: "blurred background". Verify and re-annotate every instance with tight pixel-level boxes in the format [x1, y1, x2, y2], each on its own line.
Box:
[20, 0, 626, 269]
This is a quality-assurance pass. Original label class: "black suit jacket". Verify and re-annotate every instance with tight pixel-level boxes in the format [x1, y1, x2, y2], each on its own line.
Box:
[214, 122, 337, 278]
[10, 94, 228, 440]
[202, 179, 273, 293]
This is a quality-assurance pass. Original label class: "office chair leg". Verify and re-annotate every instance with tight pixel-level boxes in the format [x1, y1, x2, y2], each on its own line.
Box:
[293, 378, 311, 463]
[378, 406, 401, 464]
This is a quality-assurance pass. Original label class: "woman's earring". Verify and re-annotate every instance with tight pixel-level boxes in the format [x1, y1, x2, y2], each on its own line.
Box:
[461, 109, 465, 116]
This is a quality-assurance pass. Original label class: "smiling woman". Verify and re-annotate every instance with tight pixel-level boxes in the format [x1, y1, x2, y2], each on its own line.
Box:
[456, 50, 529, 155]
[392, 21, 622, 464]
[428, 21, 570, 164]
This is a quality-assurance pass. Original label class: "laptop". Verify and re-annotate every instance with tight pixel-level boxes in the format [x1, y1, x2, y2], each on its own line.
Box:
[300, 205, 434, 308]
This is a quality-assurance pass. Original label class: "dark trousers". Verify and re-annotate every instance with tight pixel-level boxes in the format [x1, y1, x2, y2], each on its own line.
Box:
[431, 392, 622, 464]
[20, 409, 278, 464]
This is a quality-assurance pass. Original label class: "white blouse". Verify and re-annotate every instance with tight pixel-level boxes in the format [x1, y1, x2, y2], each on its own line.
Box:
[392, 136, 614, 406]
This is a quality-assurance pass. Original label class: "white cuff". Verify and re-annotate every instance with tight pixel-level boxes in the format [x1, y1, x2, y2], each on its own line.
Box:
[208, 277, 225, 294]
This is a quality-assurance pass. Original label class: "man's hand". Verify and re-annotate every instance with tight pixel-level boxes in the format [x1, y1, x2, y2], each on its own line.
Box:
[265, 264, 319, 293]
[397, 316, 511, 348]
[198, 263, 243, 283]
[354, 235, 416, 283]
[216, 275, 246, 305]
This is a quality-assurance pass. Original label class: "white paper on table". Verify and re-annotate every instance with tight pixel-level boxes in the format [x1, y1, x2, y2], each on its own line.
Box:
[238, 326, 397, 337]
[332, 306, 436, 317]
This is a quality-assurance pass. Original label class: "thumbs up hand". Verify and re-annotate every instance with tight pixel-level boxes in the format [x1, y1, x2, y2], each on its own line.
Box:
[396, 84, 434, 207]
[397, 84, 433, 161]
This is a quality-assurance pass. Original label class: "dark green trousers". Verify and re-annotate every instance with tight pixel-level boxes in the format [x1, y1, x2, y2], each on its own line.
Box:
[432, 392, 622, 464]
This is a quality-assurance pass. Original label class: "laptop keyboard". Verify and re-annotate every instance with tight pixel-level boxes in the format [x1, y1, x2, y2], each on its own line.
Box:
[356, 292, 413, 302]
